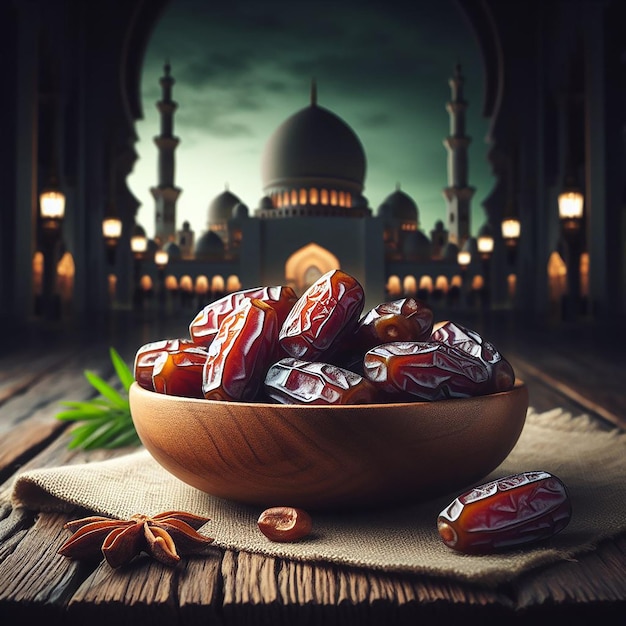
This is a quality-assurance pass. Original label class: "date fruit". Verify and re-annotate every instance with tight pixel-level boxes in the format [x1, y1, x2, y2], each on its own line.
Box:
[257, 506, 313, 542]
[152, 345, 209, 398]
[357, 297, 434, 348]
[363, 341, 495, 401]
[264, 357, 378, 405]
[437, 471, 572, 554]
[134, 339, 199, 391]
[279, 269, 365, 360]
[202, 298, 278, 402]
[189, 285, 298, 347]
[431, 321, 515, 393]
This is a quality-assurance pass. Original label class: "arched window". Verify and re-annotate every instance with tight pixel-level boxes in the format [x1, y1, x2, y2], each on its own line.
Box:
[180, 275, 193, 292]
[283, 190, 289, 206]
[291, 189, 298, 205]
[419, 275, 433, 292]
[330, 190, 338, 205]
[310, 188, 319, 205]
[403, 275, 417, 295]
[299, 188, 307, 205]
[339, 191, 345, 207]
[386, 275, 402, 297]
[320, 189, 329, 205]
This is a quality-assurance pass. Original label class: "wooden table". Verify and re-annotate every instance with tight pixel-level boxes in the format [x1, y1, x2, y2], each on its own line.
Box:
[1, 313, 625, 625]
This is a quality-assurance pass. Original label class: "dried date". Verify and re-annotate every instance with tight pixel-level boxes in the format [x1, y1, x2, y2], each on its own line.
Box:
[202, 298, 278, 402]
[134, 339, 199, 391]
[358, 297, 433, 347]
[362, 341, 494, 401]
[264, 357, 378, 405]
[431, 321, 515, 393]
[279, 269, 365, 360]
[152, 345, 209, 398]
[437, 471, 572, 553]
[189, 285, 298, 347]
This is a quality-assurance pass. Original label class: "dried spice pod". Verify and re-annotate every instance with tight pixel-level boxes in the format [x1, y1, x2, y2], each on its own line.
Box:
[431, 320, 515, 393]
[202, 298, 278, 402]
[264, 357, 379, 405]
[152, 345, 208, 398]
[189, 285, 298, 347]
[279, 269, 365, 360]
[134, 338, 199, 391]
[363, 340, 493, 401]
[437, 471, 572, 554]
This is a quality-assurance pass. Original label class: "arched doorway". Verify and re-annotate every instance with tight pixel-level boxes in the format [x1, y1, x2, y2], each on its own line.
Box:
[284, 243, 340, 295]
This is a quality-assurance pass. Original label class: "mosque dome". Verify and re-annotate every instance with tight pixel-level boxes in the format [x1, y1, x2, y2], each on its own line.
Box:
[377, 188, 419, 222]
[232, 202, 249, 220]
[261, 101, 366, 194]
[163, 240, 181, 260]
[195, 230, 225, 257]
[207, 189, 242, 226]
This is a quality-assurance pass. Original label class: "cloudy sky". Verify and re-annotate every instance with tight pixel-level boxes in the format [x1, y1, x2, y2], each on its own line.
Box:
[128, 0, 494, 240]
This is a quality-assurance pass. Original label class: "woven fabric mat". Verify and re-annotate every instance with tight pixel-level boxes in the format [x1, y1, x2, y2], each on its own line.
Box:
[3, 407, 625, 586]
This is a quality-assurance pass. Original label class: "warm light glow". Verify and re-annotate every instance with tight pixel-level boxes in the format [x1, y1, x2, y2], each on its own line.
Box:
[501, 218, 521, 240]
[39, 189, 66, 220]
[386, 275, 402, 296]
[180, 275, 193, 292]
[450, 274, 462, 288]
[435, 275, 449, 293]
[165, 275, 178, 290]
[131, 235, 148, 254]
[211, 274, 225, 292]
[477, 235, 494, 255]
[403, 275, 417, 295]
[418, 275, 433, 292]
[102, 217, 122, 240]
[140, 275, 153, 291]
[558, 190, 584, 220]
[457, 250, 471, 267]
[471, 275, 484, 290]
[154, 250, 169, 268]
[195, 275, 209, 294]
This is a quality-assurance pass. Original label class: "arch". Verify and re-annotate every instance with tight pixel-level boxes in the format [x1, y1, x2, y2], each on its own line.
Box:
[284, 243, 340, 294]
[403, 275, 417, 295]
[180, 275, 193, 292]
[211, 274, 225, 292]
[386, 275, 402, 297]
[226, 274, 242, 293]
[195, 275, 210, 295]
[419, 275, 433, 292]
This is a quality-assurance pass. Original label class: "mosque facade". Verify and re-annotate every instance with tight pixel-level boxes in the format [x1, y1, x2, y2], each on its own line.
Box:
[144, 63, 486, 313]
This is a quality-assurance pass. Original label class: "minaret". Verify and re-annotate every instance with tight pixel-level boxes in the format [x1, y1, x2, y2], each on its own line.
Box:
[442, 63, 475, 248]
[151, 61, 182, 244]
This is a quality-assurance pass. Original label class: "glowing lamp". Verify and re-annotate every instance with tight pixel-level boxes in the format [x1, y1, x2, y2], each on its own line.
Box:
[457, 250, 471, 268]
[155, 250, 169, 269]
[501, 218, 521, 243]
[102, 217, 122, 241]
[39, 188, 66, 229]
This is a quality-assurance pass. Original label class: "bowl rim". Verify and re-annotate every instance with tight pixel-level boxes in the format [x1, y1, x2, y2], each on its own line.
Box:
[129, 379, 527, 411]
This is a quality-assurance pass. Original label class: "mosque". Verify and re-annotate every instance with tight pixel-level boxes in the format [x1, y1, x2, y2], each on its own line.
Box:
[140, 62, 484, 312]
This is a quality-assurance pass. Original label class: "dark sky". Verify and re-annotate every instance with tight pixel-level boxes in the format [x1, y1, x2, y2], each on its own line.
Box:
[128, 0, 494, 239]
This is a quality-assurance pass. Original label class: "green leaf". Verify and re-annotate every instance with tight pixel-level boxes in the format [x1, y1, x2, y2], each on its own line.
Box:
[110, 347, 135, 392]
[84, 370, 128, 409]
[57, 346, 139, 450]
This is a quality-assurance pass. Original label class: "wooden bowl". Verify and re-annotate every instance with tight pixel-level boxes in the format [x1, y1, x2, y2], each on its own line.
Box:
[129, 381, 528, 511]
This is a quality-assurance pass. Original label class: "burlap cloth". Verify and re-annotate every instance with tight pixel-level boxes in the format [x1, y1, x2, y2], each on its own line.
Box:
[3, 407, 625, 585]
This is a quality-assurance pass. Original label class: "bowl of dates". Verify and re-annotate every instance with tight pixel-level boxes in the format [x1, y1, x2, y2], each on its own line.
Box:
[129, 271, 529, 511]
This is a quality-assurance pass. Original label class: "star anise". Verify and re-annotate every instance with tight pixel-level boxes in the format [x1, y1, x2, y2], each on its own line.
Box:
[58, 510, 214, 568]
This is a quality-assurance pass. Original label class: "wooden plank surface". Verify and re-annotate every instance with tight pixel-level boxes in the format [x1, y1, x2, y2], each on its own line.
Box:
[0, 312, 624, 624]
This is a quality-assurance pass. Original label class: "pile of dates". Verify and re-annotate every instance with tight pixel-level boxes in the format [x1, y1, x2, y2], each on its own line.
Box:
[134, 269, 515, 404]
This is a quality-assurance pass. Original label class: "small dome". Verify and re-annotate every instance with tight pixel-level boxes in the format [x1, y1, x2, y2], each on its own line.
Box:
[208, 189, 242, 226]
[258, 195, 273, 210]
[232, 202, 249, 220]
[377, 188, 418, 222]
[195, 230, 225, 257]
[261, 103, 366, 193]
[163, 240, 181, 260]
